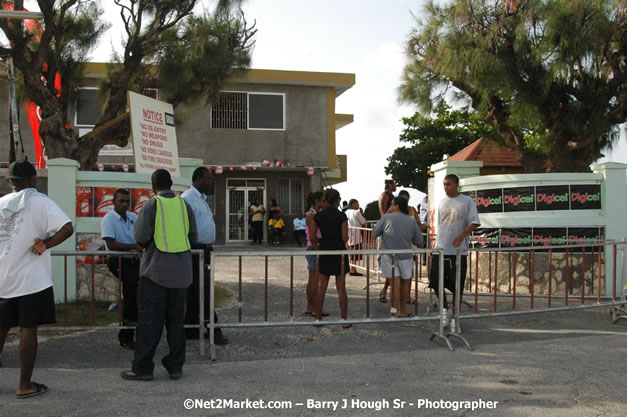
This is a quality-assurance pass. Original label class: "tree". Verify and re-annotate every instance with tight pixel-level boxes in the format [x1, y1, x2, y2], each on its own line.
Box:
[400, 0, 626, 172]
[0, 0, 256, 169]
[385, 103, 499, 190]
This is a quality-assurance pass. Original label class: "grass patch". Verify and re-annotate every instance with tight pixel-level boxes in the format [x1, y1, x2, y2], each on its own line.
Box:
[53, 286, 233, 327]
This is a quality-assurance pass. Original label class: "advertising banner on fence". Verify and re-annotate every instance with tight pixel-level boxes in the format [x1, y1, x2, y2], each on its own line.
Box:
[464, 184, 602, 213]
[129, 91, 180, 176]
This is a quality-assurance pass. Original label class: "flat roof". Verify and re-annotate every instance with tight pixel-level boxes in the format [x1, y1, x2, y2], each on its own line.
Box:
[83, 63, 355, 97]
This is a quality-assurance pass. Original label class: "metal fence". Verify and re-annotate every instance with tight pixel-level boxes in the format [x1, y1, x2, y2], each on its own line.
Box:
[48, 240, 626, 360]
[443, 240, 627, 351]
[206, 247, 444, 360]
[49, 249, 208, 356]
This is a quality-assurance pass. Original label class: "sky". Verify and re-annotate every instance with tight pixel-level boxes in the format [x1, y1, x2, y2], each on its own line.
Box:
[21, 0, 627, 206]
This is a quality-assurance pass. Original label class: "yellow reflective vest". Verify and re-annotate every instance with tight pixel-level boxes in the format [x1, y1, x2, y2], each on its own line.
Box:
[153, 195, 191, 253]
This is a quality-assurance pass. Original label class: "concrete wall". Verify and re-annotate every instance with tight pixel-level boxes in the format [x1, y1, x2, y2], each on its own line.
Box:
[429, 160, 627, 297]
[174, 83, 328, 167]
[0, 80, 331, 170]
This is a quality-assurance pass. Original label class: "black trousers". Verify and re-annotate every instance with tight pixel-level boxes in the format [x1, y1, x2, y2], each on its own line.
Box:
[251, 221, 264, 244]
[108, 257, 139, 343]
[293, 230, 306, 246]
[133, 277, 185, 375]
[184, 246, 223, 336]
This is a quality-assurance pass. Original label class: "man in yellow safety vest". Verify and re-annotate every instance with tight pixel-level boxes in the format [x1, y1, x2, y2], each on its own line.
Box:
[120, 169, 197, 381]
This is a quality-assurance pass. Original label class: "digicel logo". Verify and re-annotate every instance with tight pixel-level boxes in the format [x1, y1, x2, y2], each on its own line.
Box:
[476, 196, 502, 208]
[504, 194, 534, 206]
[536, 192, 568, 205]
[571, 192, 600, 204]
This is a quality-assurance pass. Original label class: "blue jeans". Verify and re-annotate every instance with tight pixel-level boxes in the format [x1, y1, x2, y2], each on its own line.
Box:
[132, 277, 186, 375]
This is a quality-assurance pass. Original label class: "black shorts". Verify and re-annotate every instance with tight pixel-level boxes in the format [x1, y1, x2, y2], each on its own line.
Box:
[0, 286, 56, 329]
[428, 255, 467, 296]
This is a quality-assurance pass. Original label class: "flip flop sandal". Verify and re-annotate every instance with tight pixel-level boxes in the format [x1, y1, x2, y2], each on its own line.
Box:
[379, 292, 387, 303]
[16, 382, 48, 399]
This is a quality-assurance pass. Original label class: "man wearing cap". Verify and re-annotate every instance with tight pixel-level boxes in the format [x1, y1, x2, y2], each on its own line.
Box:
[0, 160, 74, 398]
[121, 169, 197, 381]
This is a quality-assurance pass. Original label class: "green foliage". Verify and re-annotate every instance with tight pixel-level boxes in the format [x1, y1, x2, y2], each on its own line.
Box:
[364, 200, 381, 221]
[385, 103, 500, 190]
[400, 0, 626, 172]
[0, 0, 255, 169]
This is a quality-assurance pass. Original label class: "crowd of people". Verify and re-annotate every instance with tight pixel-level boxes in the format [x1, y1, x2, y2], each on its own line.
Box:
[303, 176, 480, 333]
[0, 160, 479, 397]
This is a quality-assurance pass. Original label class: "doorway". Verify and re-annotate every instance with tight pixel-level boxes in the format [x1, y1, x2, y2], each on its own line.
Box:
[226, 179, 266, 243]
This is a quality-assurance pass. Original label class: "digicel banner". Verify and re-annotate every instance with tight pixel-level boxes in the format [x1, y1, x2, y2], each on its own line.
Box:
[129, 91, 181, 176]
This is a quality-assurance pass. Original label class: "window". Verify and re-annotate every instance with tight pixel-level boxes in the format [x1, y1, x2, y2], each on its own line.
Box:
[75, 87, 158, 128]
[277, 179, 303, 214]
[211, 92, 247, 129]
[142, 88, 159, 100]
[75, 87, 104, 126]
[211, 91, 285, 130]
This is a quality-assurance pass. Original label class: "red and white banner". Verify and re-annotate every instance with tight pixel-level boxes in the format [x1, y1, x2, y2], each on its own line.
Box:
[307, 167, 315, 176]
[215, 166, 223, 174]
[262, 159, 271, 167]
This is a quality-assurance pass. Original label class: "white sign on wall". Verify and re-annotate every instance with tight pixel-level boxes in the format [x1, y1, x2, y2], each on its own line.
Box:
[129, 91, 181, 176]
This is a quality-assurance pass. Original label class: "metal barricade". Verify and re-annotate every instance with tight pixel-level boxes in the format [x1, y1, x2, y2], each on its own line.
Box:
[49, 249, 207, 356]
[444, 241, 627, 351]
[206, 247, 445, 360]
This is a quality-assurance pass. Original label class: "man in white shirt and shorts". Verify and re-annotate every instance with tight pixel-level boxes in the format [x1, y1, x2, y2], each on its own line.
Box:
[429, 174, 480, 333]
[0, 161, 73, 398]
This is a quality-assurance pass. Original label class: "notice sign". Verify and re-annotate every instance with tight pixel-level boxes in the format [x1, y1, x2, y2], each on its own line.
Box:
[129, 91, 180, 176]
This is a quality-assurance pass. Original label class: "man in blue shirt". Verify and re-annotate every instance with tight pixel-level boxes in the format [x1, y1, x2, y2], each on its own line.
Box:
[181, 167, 228, 345]
[101, 189, 142, 349]
[292, 212, 306, 246]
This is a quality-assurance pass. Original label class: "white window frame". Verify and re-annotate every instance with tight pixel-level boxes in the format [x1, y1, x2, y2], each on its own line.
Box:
[211, 90, 286, 131]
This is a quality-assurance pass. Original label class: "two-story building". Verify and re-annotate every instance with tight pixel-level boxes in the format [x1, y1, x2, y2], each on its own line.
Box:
[0, 64, 355, 244]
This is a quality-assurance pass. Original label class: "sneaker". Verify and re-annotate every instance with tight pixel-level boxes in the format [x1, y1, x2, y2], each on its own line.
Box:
[450, 318, 461, 334]
[441, 308, 451, 327]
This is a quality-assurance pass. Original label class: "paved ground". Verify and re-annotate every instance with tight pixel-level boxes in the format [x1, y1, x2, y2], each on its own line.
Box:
[1, 246, 626, 416]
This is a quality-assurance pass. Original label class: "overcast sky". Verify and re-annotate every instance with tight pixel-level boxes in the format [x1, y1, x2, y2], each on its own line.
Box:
[23, 0, 627, 206]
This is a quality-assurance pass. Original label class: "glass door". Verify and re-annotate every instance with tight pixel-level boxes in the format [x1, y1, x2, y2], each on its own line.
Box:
[226, 179, 266, 243]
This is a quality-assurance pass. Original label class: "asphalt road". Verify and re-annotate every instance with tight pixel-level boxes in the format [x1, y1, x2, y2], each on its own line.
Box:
[1, 248, 625, 416]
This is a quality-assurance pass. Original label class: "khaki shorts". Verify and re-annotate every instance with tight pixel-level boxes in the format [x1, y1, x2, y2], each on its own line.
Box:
[380, 255, 414, 280]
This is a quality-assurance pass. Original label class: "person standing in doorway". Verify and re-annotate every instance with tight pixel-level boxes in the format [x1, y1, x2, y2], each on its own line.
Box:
[249, 197, 265, 245]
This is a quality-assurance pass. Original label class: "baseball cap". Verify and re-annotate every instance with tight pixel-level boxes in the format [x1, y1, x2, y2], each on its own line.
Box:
[7, 160, 37, 179]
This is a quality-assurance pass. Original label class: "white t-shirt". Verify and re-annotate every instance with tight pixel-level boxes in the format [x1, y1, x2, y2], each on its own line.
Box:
[435, 194, 480, 255]
[0, 192, 71, 298]
[345, 208, 367, 246]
